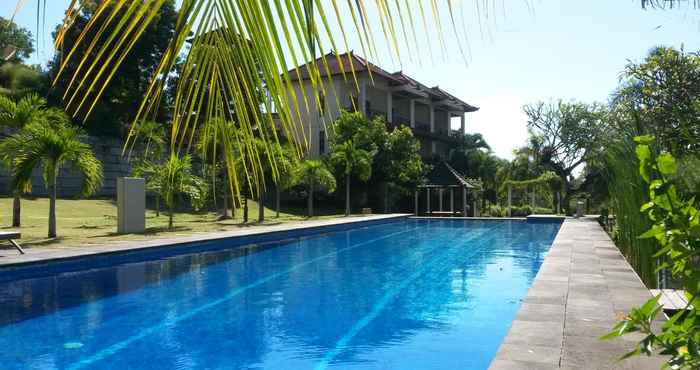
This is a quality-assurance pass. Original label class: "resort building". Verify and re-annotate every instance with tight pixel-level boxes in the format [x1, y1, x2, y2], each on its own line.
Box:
[281, 52, 479, 159]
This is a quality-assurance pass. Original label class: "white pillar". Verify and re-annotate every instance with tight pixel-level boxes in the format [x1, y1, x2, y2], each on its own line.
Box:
[438, 188, 443, 212]
[446, 111, 450, 135]
[462, 187, 467, 216]
[450, 188, 454, 215]
[429, 104, 435, 133]
[460, 113, 465, 134]
[414, 190, 419, 216]
[117, 177, 146, 234]
[426, 188, 431, 214]
[358, 78, 367, 116]
[409, 99, 415, 128]
[386, 91, 393, 123]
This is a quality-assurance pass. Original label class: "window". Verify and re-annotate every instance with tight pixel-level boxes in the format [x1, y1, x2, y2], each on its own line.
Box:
[319, 130, 326, 154]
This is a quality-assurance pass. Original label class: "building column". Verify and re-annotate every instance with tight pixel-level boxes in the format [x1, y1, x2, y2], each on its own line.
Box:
[450, 188, 454, 215]
[426, 188, 431, 214]
[462, 187, 467, 216]
[386, 91, 393, 123]
[358, 78, 367, 116]
[438, 188, 443, 212]
[409, 100, 415, 128]
[414, 190, 419, 216]
[460, 113, 465, 135]
[429, 105, 435, 133]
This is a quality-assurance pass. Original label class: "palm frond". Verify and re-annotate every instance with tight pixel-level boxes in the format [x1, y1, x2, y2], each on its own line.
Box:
[15, 0, 490, 201]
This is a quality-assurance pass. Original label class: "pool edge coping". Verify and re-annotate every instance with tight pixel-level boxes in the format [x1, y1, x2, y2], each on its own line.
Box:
[0, 214, 411, 270]
[488, 217, 666, 370]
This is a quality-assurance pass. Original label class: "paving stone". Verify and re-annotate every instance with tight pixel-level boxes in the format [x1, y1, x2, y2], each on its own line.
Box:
[489, 359, 559, 370]
[504, 320, 563, 347]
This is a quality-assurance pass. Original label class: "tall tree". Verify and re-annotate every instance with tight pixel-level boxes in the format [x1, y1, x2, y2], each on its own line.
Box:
[330, 140, 373, 216]
[48, 1, 178, 137]
[1, 111, 103, 237]
[0, 93, 46, 227]
[0, 17, 34, 65]
[524, 100, 608, 211]
[613, 46, 700, 155]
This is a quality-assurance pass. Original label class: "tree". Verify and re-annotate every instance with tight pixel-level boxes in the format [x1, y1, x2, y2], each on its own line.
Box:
[375, 126, 426, 211]
[0, 93, 46, 227]
[148, 154, 207, 229]
[0, 112, 103, 237]
[524, 100, 608, 212]
[47, 1, 178, 137]
[330, 140, 372, 216]
[0, 17, 34, 65]
[614, 46, 700, 155]
[130, 120, 167, 215]
[296, 160, 336, 217]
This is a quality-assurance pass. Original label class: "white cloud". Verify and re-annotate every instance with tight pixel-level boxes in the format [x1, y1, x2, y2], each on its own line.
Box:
[465, 95, 529, 160]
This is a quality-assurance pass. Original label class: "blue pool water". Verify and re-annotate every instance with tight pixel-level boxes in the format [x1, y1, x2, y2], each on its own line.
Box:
[0, 218, 561, 370]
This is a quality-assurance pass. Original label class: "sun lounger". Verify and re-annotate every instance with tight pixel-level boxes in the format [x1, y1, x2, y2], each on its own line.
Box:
[0, 231, 24, 254]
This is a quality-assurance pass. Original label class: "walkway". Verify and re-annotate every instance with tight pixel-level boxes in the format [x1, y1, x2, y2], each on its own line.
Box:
[0, 214, 408, 268]
[490, 217, 666, 369]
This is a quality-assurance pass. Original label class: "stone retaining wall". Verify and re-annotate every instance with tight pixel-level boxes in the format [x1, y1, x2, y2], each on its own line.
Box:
[0, 136, 132, 197]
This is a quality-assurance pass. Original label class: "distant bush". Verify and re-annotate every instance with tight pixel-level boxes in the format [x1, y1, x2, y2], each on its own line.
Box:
[485, 204, 507, 217]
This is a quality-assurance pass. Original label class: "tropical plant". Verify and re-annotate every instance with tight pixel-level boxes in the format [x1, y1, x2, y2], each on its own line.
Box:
[296, 159, 336, 217]
[130, 120, 167, 216]
[605, 135, 700, 369]
[0, 111, 103, 238]
[0, 92, 46, 227]
[148, 154, 207, 229]
[330, 140, 373, 216]
[269, 144, 299, 218]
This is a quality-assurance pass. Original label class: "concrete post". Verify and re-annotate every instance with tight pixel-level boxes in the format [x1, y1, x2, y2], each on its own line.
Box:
[358, 78, 367, 116]
[557, 192, 561, 214]
[462, 187, 467, 216]
[409, 99, 415, 128]
[426, 188, 431, 215]
[386, 91, 393, 123]
[429, 105, 435, 133]
[460, 113, 465, 134]
[414, 190, 419, 216]
[507, 184, 513, 217]
[438, 188, 443, 212]
[117, 177, 145, 234]
[450, 188, 454, 215]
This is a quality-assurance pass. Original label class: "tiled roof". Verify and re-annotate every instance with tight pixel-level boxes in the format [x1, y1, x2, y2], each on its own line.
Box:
[284, 51, 478, 112]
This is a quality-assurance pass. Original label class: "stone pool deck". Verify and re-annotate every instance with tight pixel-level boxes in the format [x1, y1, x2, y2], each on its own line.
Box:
[0, 214, 408, 268]
[490, 217, 665, 370]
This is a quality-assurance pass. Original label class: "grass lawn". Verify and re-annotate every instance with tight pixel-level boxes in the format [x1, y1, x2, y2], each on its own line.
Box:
[0, 197, 346, 249]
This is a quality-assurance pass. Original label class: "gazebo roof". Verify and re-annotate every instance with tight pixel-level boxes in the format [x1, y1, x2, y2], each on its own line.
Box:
[420, 162, 476, 188]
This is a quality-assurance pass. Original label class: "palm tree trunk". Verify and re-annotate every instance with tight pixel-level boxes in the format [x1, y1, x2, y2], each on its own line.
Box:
[275, 185, 280, 218]
[308, 181, 314, 217]
[168, 200, 174, 229]
[12, 192, 21, 227]
[243, 194, 249, 223]
[258, 178, 264, 223]
[345, 173, 350, 216]
[48, 178, 57, 238]
[155, 196, 160, 217]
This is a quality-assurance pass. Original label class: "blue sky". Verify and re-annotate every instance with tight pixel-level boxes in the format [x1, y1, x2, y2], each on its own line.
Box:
[7, 1, 700, 159]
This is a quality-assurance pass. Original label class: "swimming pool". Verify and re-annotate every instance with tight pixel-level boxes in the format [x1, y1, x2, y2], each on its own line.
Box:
[0, 218, 561, 370]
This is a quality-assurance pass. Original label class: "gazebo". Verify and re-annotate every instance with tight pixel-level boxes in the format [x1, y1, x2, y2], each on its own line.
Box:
[414, 162, 480, 217]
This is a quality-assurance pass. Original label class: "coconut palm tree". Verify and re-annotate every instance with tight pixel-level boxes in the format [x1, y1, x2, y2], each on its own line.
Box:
[330, 140, 373, 216]
[149, 154, 207, 229]
[296, 160, 336, 217]
[130, 120, 167, 216]
[271, 144, 299, 218]
[0, 93, 46, 227]
[0, 110, 103, 238]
